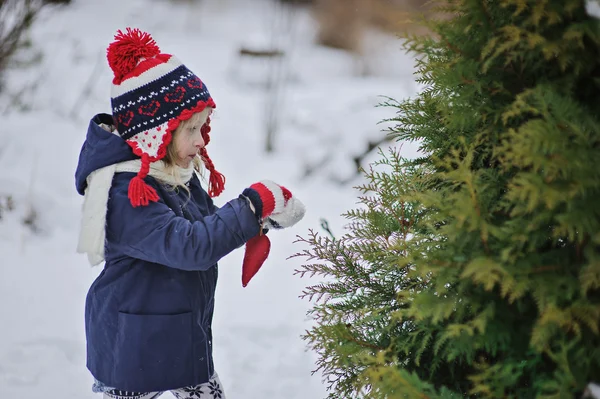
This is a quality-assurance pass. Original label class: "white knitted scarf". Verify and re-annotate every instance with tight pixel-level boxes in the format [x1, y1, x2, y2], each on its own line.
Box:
[77, 158, 196, 266]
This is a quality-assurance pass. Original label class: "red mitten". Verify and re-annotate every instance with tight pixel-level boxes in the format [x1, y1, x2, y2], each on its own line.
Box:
[241, 233, 271, 287]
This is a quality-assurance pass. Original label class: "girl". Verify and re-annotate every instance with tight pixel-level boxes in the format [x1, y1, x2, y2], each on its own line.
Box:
[75, 28, 305, 399]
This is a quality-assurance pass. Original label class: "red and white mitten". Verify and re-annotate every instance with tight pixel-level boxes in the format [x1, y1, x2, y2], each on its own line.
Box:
[240, 180, 305, 287]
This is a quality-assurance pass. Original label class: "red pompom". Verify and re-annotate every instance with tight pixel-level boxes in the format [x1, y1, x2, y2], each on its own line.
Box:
[208, 169, 226, 198]
[242, 234, 271, 287]
[107, 28, 160, 83]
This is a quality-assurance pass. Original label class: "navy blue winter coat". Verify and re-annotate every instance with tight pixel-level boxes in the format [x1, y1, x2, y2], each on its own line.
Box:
[75, 114, 260, 392]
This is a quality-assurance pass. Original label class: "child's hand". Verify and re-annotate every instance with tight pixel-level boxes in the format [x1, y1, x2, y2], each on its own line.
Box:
[242, 180, 305, 226]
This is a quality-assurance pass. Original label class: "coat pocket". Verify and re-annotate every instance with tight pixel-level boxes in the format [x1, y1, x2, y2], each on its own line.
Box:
[114, 311, 194, 392]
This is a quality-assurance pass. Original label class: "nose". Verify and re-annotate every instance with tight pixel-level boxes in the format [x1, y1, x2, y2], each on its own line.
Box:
[194, 136, 205, 149]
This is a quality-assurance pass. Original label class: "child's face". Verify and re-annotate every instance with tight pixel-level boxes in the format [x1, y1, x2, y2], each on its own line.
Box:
[173, 112, 207, 168]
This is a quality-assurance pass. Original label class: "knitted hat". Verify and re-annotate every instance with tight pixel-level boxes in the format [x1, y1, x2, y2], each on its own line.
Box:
[107, 28, 225, 207]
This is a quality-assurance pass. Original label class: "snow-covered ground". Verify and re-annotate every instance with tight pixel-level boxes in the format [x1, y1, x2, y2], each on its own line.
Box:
[0, 0, 419, 397]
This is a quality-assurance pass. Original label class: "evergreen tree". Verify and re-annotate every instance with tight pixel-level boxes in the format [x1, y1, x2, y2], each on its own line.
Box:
[295, 0, 600, 397]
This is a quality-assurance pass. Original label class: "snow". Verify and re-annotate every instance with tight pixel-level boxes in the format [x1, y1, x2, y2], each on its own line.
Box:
[588, 0, 600, 19]
[0, 0, 419, 397]
[586, 383, 600, 399]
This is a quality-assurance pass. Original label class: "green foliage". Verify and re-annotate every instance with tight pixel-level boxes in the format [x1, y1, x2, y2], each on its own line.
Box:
[295, 0, 600, 397]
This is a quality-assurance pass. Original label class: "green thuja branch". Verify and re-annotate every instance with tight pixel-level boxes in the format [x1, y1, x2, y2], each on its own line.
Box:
[296, 0, 600, 397]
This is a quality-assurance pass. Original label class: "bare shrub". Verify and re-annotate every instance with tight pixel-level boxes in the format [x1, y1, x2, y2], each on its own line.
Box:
[0, 0, 43, 81]
[312, 0, 437, 52]
[314, 0, 367, 52]
[0, 0, 70, 91]
[0, 194, 14, 219]
[369, 0, 436, 36]
[22, 204, 39, 233]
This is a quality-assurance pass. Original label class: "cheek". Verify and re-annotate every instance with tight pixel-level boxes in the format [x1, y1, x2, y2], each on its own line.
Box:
[173, 135, 189, 157]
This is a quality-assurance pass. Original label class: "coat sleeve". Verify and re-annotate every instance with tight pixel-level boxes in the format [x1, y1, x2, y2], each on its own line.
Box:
[105, 180, 260, 271]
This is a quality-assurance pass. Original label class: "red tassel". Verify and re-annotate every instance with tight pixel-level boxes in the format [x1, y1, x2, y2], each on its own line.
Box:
[128, 176, 159, 207]
[200, 147, 225, 197]
[208, 169, 226, 198]
[242, 234, 271, 287]
[127, 154, 159, 207]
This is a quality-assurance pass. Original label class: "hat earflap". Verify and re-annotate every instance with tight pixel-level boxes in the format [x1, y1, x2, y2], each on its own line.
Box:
[125, 123, 173, 207]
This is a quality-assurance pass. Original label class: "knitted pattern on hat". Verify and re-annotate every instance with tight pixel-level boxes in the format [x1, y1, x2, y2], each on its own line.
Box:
[107, 28, 225, 206]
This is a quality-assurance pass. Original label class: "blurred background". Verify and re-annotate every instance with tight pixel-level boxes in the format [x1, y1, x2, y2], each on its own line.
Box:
[0, 0, 426, 398]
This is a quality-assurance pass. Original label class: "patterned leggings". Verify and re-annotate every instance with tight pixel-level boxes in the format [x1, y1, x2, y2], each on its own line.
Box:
[102, 374, 225, 399]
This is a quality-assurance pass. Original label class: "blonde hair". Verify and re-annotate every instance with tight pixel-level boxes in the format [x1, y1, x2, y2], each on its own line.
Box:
[162, 107, 213, 193]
